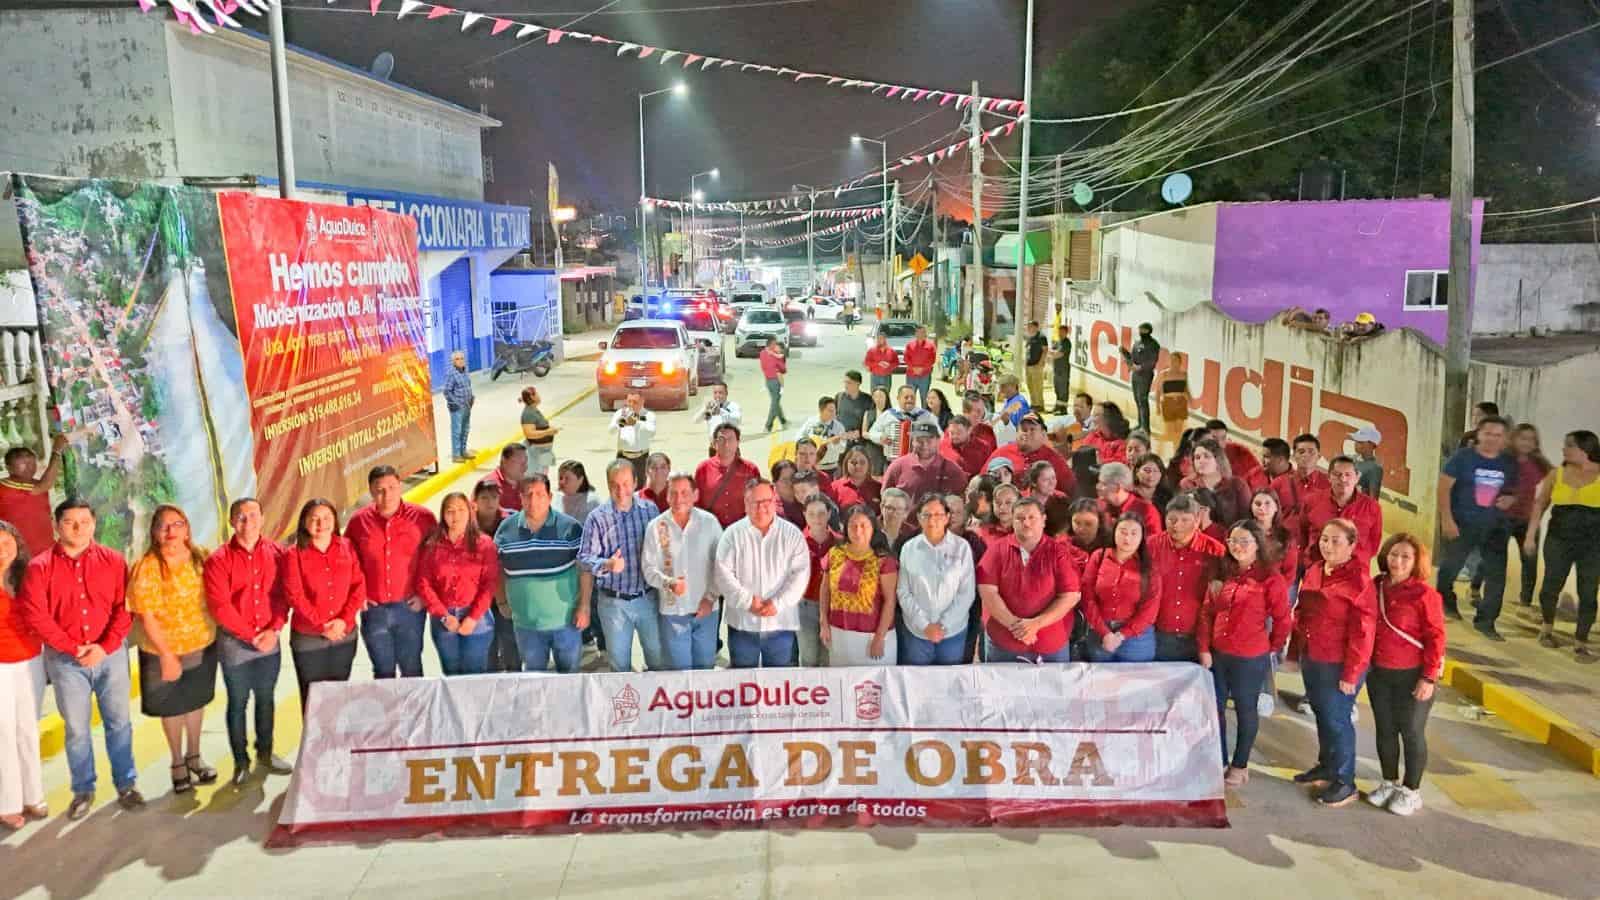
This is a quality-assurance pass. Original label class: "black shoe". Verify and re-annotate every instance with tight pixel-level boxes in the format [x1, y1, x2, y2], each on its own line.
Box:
[1293, 766, 1333, 786]
[185, 754, 218, 785]
[1474, 624, 1506, 642]
[66, 793, 93, 820]
[171, 764, 193, 795]
[116, 788, 146, 811]
[230, 767, 252, 788]
[1443, 606, 1463, 621]
[1316, 781, 1358, 807]
[260, 754, 294, 776]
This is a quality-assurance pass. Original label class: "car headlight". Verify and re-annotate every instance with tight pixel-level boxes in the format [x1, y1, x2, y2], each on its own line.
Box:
[661, 359, 676, 375]
[603, 360, 618, 375]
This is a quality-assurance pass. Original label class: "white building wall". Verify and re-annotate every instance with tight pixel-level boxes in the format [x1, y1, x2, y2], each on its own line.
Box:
[1473, 243, 1600, 335]
[1097, 205, 1218, 313]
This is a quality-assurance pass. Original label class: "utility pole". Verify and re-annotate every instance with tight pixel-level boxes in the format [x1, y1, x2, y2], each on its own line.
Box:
[1442, 0, 1475, 459]
[807, 189, 816, 292]
[1011, 0, 1035, 382]
[739, 210, 747, 267]
[267, 3, 296, 198]
[969, 80, 985, 343]
[888, 179, 900, 314]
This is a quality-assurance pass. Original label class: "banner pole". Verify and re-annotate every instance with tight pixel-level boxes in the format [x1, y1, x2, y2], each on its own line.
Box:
[268, 3, 297, 199]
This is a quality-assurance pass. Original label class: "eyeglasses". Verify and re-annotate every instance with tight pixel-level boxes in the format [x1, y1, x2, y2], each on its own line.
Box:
[1225, 536, 1255, 546]
[918, 511, 948, 521]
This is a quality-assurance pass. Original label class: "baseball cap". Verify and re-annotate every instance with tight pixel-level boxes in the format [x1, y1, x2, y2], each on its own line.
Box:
[1355, 312, 1376, 325]
[986, 457, 1014, 474]
[1018, 412, 1047, 430]
[1351, 426, 1382, 444]
[911, 421, 940, 438]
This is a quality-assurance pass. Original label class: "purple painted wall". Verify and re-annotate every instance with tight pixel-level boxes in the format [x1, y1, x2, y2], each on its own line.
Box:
[1210, 199, 1483, 345]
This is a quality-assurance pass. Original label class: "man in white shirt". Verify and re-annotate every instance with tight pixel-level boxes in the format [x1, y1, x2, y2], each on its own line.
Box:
[714, 479, 809, 668]
[609, 392, 657, 485]
[642, 472, 724, 671]
[868, 385, 940, 464]
[692, 383, 741, 443]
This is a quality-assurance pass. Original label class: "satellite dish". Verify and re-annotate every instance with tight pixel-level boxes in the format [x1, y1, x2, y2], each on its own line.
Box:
[1161, 172, 1193, 205]
[370, 51, 396, 81]
[1071, 182, 1094, 207]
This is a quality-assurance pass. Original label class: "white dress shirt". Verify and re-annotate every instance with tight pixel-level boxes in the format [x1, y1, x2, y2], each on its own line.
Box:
[896, 532, 976, 638]
[694, 398, 742, 440]
[714, 516, 809, 633]
[641, 507, 724, 617]
[609, 408, 657, 453]
[867, 408, 940, 461]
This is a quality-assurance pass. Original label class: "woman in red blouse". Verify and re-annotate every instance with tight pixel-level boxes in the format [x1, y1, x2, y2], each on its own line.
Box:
[1180, 438, 1252, 528]
[1291, 518, 1376, 807]
[1250, 489, 1299, 583]
[0, 521, 45, 829]
[1063, 499, 1109, 576]
[1198, 520, 1292, 788]
[979, 483, 1021, 545]
[282, 498, 366, 710]
[1079, 402, 1131, 465]
[1082, 514, 1161, 662]
[819, 506, 898, 666]
[832, 447, 882, 514]
[419, 492, 500, 676]
[1365, 533, 1446, 817]
[1024, 460, 1072, 539]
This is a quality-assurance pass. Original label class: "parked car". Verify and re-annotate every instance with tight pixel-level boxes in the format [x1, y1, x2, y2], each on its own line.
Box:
[782, 307, 820, 347]
[596, 319, 700, 411]
[734, 307, 790, 357]
[866, 319, 920, 373]
[658, 304, 728, 385]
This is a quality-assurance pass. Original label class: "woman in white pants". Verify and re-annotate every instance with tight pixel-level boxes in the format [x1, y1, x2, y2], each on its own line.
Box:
[0, 521, 45, 830]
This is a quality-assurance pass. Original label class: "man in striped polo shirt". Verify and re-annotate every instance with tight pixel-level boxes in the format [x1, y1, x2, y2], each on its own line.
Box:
[494, 474, 586, 673]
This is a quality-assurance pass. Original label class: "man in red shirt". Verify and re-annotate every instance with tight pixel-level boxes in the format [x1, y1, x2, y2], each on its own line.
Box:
[203, 496, 294, 785]
[885, 422, 969, 502]
[759, 338, 789, 433]
[1096, 461, 1164, 537]
[864, 332, 899, 393]
[902, 325, 937, 405]
[977, 497, 1081, 662]
[695, 423, 762, 527]
[1300, 455, 1383, 568]
[1205, 418, 1269, 491]
[0, 433, 68, 557]
[1272, 433, 1331, 530]
[986, 413, 1072, 493]
[20, 498, 142, 819]
[1148, 494, 1226, 662]
[485, 443, 528, 512]
[939, 415, 992, 479]
[345, 465, 439, 678]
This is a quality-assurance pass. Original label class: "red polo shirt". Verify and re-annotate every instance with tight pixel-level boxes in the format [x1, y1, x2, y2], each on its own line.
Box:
[902, 339, 937, 377]
[282, 537, 367, 635]
[985, 443, 1073, 495]
[345, 501, 438, 605]
[759, 347, 787, 380]
[488, 468, 523, 512]
[20, 543, 130, 656]
[1295, 557, 1376, 683]
[1198, 568, 1292, 658]
[977, 534, 1080, 656]
[883, 453, 968, 503]
[865, 345, 898, 377]
[1300, 489, 1383, 567]
[940, 432, 993, 479]
[1080, 548, 1162, 639]
[694, 455, 762, 527]
[1149, 530, 1226, 636]
[970, 422, 998, 449]
[0, 479, 53, 558]
[204, 537, 287, 643]
[416, 533, 499, 620]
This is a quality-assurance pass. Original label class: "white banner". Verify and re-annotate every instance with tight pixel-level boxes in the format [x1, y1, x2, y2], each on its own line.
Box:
[271, 664, 1225, 844]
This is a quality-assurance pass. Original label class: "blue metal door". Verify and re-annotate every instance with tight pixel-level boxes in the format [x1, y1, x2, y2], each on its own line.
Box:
[432, 258, 474, 382]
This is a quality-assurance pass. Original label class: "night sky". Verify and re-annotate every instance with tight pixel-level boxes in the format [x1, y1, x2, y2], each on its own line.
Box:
[281, 1, 1114, 215]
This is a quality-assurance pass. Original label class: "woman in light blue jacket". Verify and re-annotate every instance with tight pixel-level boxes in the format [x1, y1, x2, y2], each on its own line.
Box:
[896, 494, 976, 665]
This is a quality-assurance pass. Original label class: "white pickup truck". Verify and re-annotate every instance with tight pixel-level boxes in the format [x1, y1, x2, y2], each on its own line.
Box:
[596, 319, 700, 411]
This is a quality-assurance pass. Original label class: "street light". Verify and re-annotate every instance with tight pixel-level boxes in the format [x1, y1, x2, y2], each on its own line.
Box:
[638, 84, 688, 287]
[851, 134, 891, 310]
[794, 183, 819, 293]
[687, 167, 719, 284]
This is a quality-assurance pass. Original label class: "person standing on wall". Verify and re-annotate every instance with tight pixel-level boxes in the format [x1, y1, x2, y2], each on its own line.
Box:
[443, 350, 475, 463]
[903, 326, 938, 407]
[0, 433, 69, 559]
[1023, 321, 1049, 411]
[1435, 416, 1519, 640]
[1119, 323, 1161, 435]
[346, 465, 438, 679]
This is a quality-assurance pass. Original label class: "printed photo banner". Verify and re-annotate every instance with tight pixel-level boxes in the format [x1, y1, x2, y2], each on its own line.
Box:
[269, 664, 1226, 845]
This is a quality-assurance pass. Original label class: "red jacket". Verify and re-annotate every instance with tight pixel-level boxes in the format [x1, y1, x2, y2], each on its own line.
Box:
[1294, 557, 1376, 684]
[1300, 489, 1383, 567]
[282, 537, 367, 636]
[1270, 467, 1330, 532]
[1099, 492, 1164, 538]
[204, 537, 287, 644]
[865, 345, 899, 376]
[1149, 530, 1226, 636]
[902, 339, 937, 377]
[759, 347, 787, 380]
[986, 443, 1073, 495]
[1372, 575, 1446, 679]
[1199, 567, 1292, 658]
[1080, 548, 1162, 639]
[416, 533, 499, 620]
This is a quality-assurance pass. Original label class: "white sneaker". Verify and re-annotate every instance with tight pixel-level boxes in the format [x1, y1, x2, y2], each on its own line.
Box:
[1366, 780, 1399, 809]
[1388, 786, 1423, 816]
[1257, 692, 1276, 717]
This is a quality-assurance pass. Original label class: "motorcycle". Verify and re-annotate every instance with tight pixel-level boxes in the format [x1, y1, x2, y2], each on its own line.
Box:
[963, 351, 996, 405]
[490, 338, 555, 380]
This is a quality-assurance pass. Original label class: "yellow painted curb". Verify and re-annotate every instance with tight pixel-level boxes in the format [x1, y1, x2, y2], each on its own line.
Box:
[38, 384, 598, 760]
[1442, 659, 1600, 777]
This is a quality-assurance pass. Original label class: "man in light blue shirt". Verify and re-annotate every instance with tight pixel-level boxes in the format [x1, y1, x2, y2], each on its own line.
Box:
[579, 459, 662, 671]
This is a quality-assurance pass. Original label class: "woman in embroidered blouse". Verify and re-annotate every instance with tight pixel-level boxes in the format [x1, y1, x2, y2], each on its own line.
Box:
[126, 505, 219, 793]
[418, 492, 500, 676]
[819, 505, 898, 665]
[897, 495, 975, 665]
[1365, 533, 1446, 817]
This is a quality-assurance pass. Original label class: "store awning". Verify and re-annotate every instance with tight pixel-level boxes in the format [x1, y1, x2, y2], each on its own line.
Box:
[991, 231, 1051, 267]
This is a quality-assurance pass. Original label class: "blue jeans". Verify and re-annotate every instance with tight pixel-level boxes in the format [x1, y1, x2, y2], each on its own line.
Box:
[449, 405, 471, 458]
[906, 374, 931, 405]
[764, 378, 787, 431]
[1303, 658, 1365, 784]
[728, 628, 796, 668]
[984, 635, 1071, 663]
[900, 627, 968, 665]
[220, 640, 281, 767]
[45, 646, 138, 796]
[515, 626, 582, 674]
[597, 592, 665, 672]
[870, 374, 892, 394]
[660, 608, 722, 670]
[430, 608, 496, 675]
[1436, 519, 1510, 628]
[1085, 628, 1157, 662]
[1212, 651, 1271, 768]
[361, 602, 427, 678]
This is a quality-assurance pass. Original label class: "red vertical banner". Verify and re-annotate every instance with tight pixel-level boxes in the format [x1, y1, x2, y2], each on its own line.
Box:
[217, 193, 436, 538]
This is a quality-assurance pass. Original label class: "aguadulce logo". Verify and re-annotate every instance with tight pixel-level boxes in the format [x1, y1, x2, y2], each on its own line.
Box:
[611, 684, 641, 726]
[854, 680, 883, 721]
